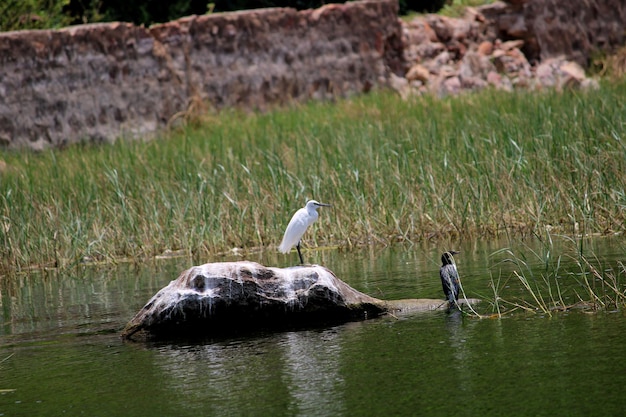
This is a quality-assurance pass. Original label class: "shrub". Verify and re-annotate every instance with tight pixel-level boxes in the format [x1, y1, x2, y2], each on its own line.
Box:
[1, 0, 450, 31]
[0, 0, 72, 31]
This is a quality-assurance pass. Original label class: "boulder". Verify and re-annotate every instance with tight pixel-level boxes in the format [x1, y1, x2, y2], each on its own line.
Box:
[122, 261, 385, 339]
[406, 63, 430, 83]
[122, 261, 470, 340]
[533, 57, 600, 91]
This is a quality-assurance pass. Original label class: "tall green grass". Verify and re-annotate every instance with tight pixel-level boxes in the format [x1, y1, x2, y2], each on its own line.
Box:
[1, 80, 626, 274]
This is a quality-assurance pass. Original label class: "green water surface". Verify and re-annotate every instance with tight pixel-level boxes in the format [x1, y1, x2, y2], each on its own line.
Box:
[1, 238, 625, 416]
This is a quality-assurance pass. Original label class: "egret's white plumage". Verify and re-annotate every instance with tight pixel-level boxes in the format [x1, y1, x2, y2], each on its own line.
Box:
[279, 200, 330, 263]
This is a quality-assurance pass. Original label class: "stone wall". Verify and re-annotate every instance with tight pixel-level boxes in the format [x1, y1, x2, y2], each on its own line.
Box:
[0, 0, 403, 150]
[483, 0, 626, 65]
[1, 0, 624, 150]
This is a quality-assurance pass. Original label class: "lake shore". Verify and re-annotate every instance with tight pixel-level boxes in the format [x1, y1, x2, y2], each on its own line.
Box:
[1, 79, 625, 275]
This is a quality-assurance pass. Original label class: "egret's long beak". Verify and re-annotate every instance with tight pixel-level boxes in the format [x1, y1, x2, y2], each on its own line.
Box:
[316, 202, 332, 207]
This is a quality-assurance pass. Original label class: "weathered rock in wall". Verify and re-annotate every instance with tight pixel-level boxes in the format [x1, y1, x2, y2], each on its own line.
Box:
[398, 0, 625, 97]
[0, 0, 402, 150]
[484, 0, 626, 65]
[0, 23, 169, 149]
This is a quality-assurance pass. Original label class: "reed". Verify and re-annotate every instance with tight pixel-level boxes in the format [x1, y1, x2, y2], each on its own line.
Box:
[486, 233, 626, 316]
[1, 79, 626, 274]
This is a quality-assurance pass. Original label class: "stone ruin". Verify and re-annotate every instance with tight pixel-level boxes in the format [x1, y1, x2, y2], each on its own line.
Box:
[394, 0, 625, 97]
[0, 0, 402, 150]
[1, 0, 625, 150]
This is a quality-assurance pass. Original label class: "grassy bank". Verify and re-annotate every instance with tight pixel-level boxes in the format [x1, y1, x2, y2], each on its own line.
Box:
[1, 80, 626, 274]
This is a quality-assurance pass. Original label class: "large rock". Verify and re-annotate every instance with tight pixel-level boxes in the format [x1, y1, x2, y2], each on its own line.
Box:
[122, 261, 386, 339]
[121, 261, 460, 340]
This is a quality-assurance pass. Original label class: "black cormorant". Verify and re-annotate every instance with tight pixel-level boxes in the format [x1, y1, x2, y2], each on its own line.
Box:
[440, 250, 460, 306]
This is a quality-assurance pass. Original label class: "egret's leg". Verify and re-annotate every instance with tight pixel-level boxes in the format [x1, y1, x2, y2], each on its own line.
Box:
[296, 242, 304, 264]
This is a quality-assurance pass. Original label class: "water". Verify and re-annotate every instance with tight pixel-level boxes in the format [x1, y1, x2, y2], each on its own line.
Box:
[1, 237, 625, 416]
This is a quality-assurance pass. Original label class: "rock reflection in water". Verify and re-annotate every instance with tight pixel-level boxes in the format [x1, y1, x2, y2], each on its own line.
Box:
[151, 328, 345, 415]
[280, 329, 345, 415]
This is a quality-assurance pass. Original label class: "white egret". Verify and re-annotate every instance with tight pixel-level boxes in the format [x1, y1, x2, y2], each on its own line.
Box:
[440, 250, 460, 307]
[279, 200, 331, 264]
